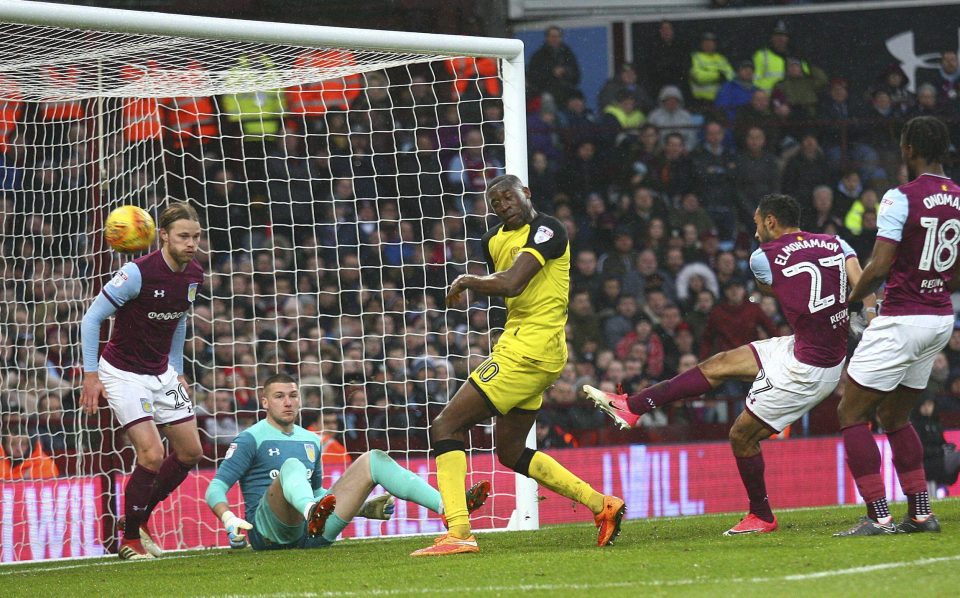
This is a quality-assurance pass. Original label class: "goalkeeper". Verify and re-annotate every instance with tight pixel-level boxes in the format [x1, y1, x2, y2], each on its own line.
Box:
[205, 373, 489, 550]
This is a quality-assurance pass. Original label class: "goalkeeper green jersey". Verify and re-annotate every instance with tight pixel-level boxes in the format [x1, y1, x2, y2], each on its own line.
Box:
[205, 419, 324, 519]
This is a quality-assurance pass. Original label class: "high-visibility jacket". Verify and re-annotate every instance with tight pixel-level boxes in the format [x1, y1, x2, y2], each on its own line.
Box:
[602, 103, 645, 129]
[163, 95, 218, 146]
[119, 64, 163, 143]
[752, 48, 810, 91]
[444, 57, 501, 98]
[689, 51, 734, 101]
[0, 440, 59, 480]
[40, 66, 85, 121]
[222, 55, 286, 139]
[161, 62, 218, 147]
[0, 75, 23, 155]
[287, 50, 362, 115]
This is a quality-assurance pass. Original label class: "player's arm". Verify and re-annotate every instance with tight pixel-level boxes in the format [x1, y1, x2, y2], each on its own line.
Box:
[850, 189, 904, 303]
[78, 263, 142, 415]
[748, 248, 774, 296]
[447, 252, 542, 302]
[840, 238, 878, 319]
[205, 433, 256, 547]
[169, 313, 189, 388]
[447, 217, 567, 303]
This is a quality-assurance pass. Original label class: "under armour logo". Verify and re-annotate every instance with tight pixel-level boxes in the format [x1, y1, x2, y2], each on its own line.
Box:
[268, 448, 280, 456]
[885, 29, 959, 92]
[154, 290, 165, 297]
[132, 505, 148, 511]
[748, 395, 757, 405]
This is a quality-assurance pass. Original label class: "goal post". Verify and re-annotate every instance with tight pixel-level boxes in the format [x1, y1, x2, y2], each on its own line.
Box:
[0, 0, 536, 563]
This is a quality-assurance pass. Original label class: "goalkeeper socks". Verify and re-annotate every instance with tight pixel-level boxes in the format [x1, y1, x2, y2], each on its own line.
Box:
[735, 453, 774, 523]
[145, 453, 194, 518]
[368, 449, 442, 513]
[627, 366, 712, 415]
[434, 440, 469, 538]
[124, 464, 158, 539]
[842, 423, 887, 520]
[321, 513, 350, 543]
[527, 451, 604, 514]
[279, 458, 316, 518]
[886, 424, 930, 518]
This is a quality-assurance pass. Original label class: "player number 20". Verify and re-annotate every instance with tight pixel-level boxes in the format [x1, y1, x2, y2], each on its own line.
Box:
[782, 254, 847, 314]
[918, 217, 960, 272]
[165, 384, 193, 412]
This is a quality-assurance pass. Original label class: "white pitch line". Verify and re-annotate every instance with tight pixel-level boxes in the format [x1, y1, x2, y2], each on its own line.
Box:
[0, 553, 209, 576]
[211, 553, 960, 597]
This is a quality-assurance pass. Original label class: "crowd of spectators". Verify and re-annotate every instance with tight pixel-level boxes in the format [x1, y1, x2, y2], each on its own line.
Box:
[1, 15, 960, 478]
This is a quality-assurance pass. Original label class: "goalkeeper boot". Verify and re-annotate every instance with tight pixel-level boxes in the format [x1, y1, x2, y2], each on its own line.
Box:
[410, 533, 479, 557]
[723, 513, 778, 536]
[117, 517, 164, 558]
[583, 385, 639, 430]
[306, 494, 337, 537]
[897, 513, 941, 534]
[118, 538, 154, 561]
[441, 480, 492, 529]
[595, 495, 626, 546]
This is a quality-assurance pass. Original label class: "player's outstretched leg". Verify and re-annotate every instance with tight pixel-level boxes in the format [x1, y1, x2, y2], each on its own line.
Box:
[278, 458, 336, 537]
[586, 356, 730, 428]
[724, 412, 778, 536]
[410, 440, 480, 556]
[496, 412, 624, 547]
[834, 424, 897, 536]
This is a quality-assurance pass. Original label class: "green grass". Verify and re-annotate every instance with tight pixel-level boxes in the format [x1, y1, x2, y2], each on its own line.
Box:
[3, 499, 959, 597]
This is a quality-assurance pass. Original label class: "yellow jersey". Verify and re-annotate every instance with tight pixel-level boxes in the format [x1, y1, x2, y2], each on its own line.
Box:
[481, 213, 569, 363]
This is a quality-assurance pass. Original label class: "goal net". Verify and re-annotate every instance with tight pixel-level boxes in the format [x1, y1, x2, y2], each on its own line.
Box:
[0, 0, 534, 563]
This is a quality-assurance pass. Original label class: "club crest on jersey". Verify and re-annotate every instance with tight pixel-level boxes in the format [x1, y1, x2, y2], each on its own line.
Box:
[224, 442, 237, 460]
[188, 282, 198, 303]
[304, 443, 316, 462]
[110, 270, 128, 287]
[140, 398, 153, 413]
[534, 225, 554, 244]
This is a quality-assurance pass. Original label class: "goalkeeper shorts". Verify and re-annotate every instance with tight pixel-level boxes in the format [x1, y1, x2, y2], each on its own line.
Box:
[468, 344, 564, 415]
[249, 487, 332, 551]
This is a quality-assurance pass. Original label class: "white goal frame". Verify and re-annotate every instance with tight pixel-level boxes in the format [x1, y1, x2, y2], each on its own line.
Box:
[0, 0, 538, 539]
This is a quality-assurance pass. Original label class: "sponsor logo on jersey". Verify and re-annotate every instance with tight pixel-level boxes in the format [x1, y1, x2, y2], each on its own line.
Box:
[154, 289, 165, 298]
[304, 443, 316, 462]
[534, 225, 554, 244]
[148, 311, 185, 320]
[224, 442, 237, 460]
[187, 282, 198, 303]
[269, 469, 280, 479]
[110, 270, 128, 287]
[268, 447, 280, 456]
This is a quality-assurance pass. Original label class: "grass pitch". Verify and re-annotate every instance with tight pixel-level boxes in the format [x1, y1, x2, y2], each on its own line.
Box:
[3, 499, 959, 597]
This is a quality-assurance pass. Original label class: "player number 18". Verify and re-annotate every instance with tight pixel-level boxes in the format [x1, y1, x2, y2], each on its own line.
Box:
[918, 217, 960, 272]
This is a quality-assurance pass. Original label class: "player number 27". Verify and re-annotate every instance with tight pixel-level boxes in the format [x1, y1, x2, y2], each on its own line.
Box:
[919, 217, 960, 272]
[782, 254, 847, 314]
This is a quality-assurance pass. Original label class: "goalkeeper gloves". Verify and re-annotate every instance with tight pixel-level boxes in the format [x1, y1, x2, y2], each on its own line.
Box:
[220, 510, 253, 549]
[357, 494, 396, 520]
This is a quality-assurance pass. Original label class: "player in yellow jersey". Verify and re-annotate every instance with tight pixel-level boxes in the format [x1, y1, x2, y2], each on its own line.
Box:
[411, 175, 625, 556]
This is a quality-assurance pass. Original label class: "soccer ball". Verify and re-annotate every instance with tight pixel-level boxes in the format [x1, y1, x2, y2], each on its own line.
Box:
[104, 205, 156, 253]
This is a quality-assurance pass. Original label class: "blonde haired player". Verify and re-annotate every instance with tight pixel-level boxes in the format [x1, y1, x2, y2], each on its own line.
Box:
[411, 175, 625, 556]
[80, 202, 204, 560]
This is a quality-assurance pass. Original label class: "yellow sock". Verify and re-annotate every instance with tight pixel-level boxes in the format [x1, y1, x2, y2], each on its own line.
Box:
[529, 451, 605, 514]
[436, 450, 470, 538]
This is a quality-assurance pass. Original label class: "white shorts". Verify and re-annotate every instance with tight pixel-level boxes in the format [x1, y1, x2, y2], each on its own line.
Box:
[746, 335, 843, 433]
[99, 357, 195, 429]
[847, 314, 954, 392]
